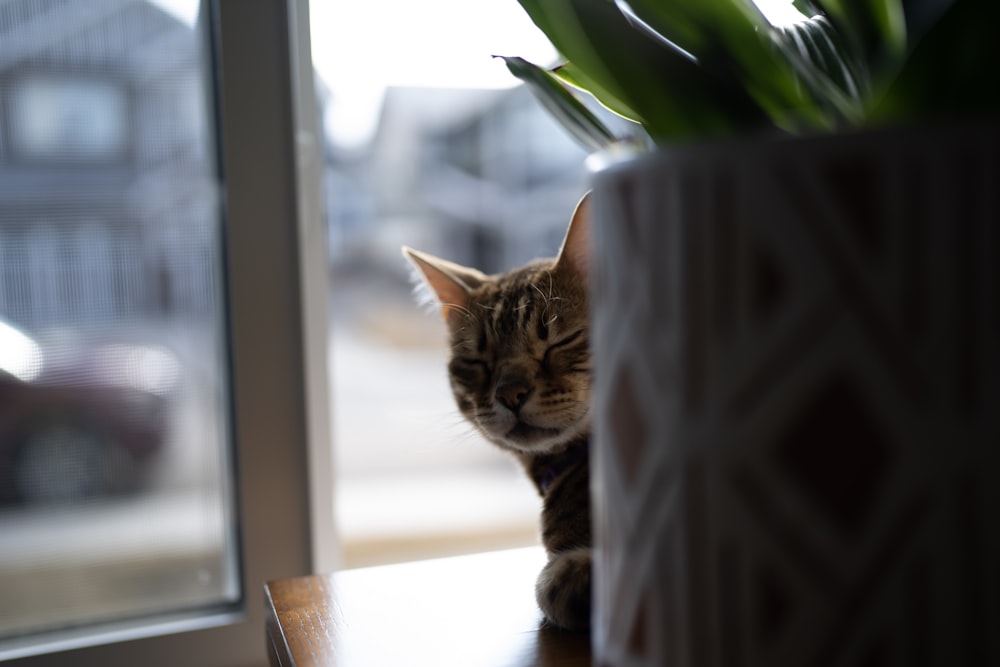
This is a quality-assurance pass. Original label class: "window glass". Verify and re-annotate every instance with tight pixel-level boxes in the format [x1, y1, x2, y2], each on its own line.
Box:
[0, 0, 239, 656]
[311, 0, 600, 567]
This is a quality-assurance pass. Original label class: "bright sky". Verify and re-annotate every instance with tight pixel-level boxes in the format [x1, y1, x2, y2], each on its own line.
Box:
[309, 0, 557, 148]
[149, 0, 198, 25]
[151, 0, 806, 148]
[309, 0, 557, 89]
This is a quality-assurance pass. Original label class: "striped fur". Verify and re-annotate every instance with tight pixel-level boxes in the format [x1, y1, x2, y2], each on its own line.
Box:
[403, 194, 593, 631]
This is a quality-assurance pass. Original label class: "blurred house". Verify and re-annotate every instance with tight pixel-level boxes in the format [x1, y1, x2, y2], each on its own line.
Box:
[324, 84, 590, 282]
[0, 0, 216, 328]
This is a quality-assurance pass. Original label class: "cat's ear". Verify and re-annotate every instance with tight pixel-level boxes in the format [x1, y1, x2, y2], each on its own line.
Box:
[402, 246, 486, 322]
[555, 191, 590, 278]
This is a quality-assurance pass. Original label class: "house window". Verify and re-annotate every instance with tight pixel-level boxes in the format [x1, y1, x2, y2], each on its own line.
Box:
[8, 75, 129, 163]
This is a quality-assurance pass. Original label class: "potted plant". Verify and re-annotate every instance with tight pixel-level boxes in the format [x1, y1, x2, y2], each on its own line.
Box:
[500, 1, 999, 664]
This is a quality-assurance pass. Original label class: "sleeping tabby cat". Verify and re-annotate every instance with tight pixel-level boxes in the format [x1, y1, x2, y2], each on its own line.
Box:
[403, 193, 593, 631]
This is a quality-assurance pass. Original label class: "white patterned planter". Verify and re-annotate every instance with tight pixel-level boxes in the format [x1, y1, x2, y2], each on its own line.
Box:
[588, 126, 1000, 666]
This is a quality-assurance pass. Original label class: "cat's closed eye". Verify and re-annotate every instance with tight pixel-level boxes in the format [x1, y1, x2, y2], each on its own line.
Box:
[448, 357, 491, 387]
[542, 330, 586, 366]
[544, 330, 583, 355]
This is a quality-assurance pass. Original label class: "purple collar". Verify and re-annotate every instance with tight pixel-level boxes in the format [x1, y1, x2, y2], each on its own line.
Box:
[535, 443, 589, 495]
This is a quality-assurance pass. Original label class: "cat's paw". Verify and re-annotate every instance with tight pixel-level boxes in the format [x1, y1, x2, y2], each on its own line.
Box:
[535, 547, 591, 631]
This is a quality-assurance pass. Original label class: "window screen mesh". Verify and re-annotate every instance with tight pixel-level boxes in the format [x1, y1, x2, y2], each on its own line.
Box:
[0, 0, 239, 649]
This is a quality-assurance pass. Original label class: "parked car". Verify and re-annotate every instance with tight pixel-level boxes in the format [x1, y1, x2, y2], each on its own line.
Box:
[0, 318, 179, 505]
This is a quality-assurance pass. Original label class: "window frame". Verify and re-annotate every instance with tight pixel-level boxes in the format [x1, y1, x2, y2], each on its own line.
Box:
[8, 0, 330, 664]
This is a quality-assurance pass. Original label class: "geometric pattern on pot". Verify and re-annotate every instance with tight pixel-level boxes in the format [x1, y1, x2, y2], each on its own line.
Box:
[589, 126, 1000, 667]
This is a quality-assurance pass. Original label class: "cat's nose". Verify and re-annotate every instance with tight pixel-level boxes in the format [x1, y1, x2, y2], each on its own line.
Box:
[496, 380, 532, 412]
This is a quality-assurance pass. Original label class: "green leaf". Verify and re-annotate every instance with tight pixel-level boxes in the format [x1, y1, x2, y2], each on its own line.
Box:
[496, 56, 618, 151]
[551, 62, 640, 123]
[792, 0, 823, 15]
[515, 0, 769, 141]
[620, 0, 830, 130]
[812, 0, 906, 66]
[773, 15, 867, 125]
[872, 0, 1000, 122]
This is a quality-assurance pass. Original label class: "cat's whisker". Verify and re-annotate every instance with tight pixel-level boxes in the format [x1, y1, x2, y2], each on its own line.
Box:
[530, 280, 549, 302]
[446, 304, 474, 318]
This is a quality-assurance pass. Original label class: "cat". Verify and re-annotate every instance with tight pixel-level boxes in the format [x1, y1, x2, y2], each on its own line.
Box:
[402, 193, 593, 631]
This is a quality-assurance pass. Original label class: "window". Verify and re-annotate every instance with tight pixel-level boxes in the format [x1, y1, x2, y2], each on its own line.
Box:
[0, 1, 324, 663]
[7, 75, 129, 163]
[311, 0, 593, 567]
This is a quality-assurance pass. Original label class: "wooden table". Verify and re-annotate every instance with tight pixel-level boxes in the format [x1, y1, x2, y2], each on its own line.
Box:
[265, 547, 593, 666]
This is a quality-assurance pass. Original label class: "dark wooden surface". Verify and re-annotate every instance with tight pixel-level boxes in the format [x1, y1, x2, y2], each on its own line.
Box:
[265, 547, 593, 666]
